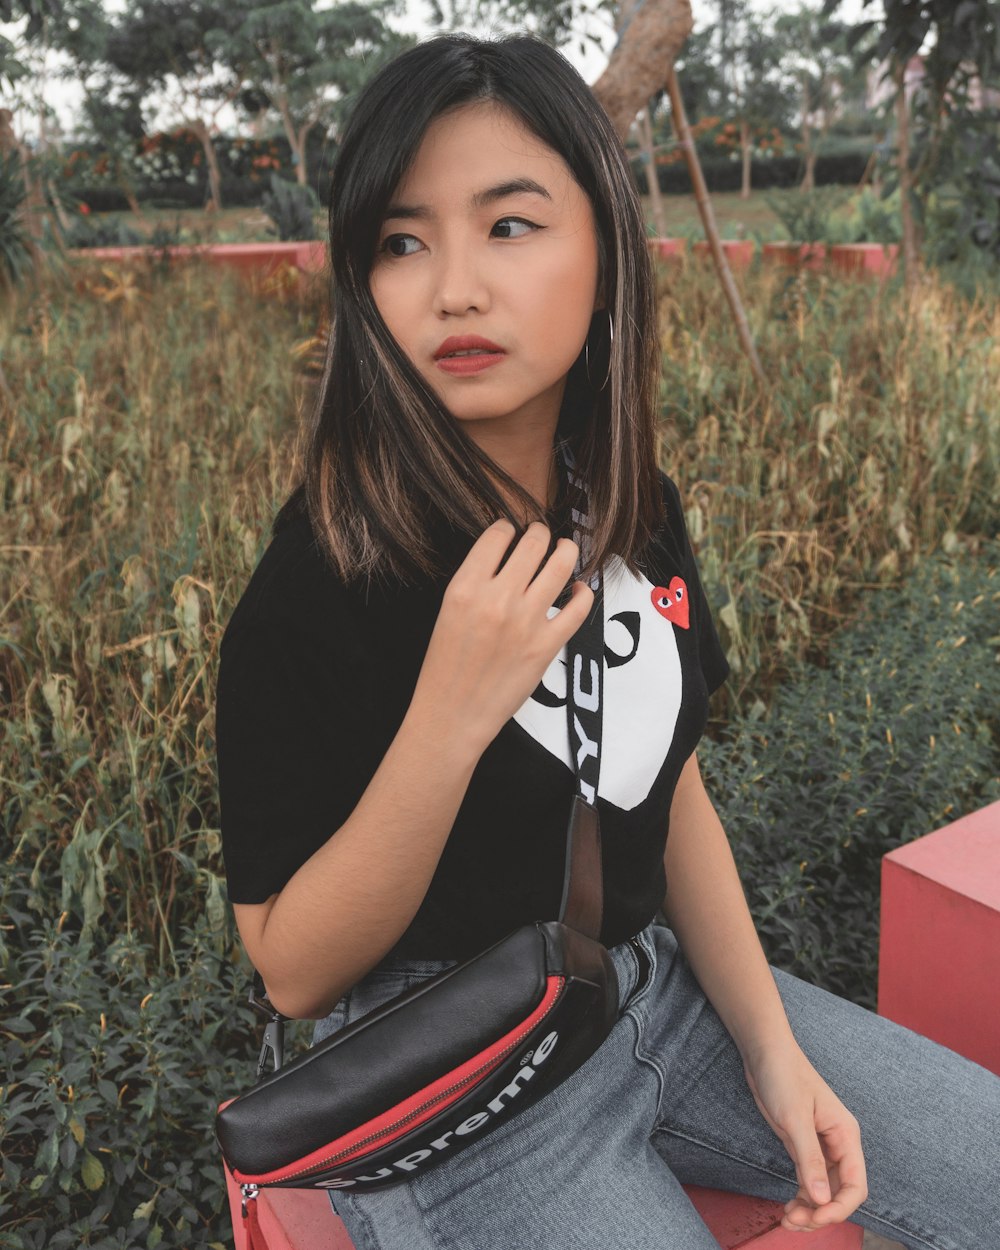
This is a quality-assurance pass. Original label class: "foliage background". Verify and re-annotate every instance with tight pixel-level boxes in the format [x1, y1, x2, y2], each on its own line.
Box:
[1, 254, 998, 1246]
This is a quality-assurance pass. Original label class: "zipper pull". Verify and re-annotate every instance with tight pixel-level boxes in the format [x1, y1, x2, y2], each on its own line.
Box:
[240, 1184, 270, 1250]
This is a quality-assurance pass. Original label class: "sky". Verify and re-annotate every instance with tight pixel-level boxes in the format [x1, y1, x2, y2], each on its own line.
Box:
[13, 0, 879, 141]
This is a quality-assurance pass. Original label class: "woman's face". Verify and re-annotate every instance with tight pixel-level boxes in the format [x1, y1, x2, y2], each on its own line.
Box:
[369, 101, 602, 438]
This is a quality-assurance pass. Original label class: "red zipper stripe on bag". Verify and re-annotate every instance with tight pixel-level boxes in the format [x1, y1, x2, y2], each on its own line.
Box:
[235, 974, 565, 1186]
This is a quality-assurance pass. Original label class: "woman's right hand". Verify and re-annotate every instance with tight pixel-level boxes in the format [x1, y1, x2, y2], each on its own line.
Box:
[410, 519, 594, 755]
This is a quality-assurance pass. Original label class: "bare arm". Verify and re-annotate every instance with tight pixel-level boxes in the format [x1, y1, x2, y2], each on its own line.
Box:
[663, 751, 795, 1060]
[663, 751, 868, 1232]
[232, 519, 594, 1020]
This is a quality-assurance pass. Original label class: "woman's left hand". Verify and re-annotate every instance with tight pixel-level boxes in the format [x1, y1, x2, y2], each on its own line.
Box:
[742, 1038, 868, 1232]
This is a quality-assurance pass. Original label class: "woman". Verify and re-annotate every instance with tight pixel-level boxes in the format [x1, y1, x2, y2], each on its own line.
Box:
[215, 32, 1000, 1250]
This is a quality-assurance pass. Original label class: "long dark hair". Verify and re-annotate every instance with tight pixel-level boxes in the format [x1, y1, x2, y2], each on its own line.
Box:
[278, 32, 663, 585]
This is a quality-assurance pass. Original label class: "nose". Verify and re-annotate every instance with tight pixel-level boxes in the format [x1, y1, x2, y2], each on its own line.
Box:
[432, 239, 491, 318]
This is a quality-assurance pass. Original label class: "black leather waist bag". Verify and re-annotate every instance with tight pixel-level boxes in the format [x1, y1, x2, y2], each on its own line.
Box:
[217, 905, 617, 1192]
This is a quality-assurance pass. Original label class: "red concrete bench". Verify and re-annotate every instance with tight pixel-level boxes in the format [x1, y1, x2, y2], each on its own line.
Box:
[223, 1164, 862, 1248]
[69, 240, 328, 279]
[879, 799, 1000, 1077]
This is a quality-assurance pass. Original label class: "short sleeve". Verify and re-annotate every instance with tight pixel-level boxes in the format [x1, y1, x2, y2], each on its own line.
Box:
[659, 472, 730, 697]
[215, 617, 353, 904]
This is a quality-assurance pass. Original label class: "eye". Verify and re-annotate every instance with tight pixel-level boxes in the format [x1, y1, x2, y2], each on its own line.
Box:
[492, 217, 540, 239]
[675, 587, 684, 600]
[380, 234, 422, 258]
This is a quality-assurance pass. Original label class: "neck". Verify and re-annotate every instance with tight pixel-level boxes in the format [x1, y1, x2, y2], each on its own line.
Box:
[460, 387, 566, 521]
[484, 433, 559, 521]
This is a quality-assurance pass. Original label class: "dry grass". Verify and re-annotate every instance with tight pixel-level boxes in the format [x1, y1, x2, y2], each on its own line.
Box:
[653, 257, 999, 709]
[1, 257, 997, 954]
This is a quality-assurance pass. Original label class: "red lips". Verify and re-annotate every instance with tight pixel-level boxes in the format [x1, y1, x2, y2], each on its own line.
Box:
[433, 335, 505, 360]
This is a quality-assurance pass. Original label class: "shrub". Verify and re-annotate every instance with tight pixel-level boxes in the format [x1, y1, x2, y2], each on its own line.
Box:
[840, 188, 903, 245]
[1, 884, 259, 1249]
[62, 215, 145, 249]
[63, 133, 338, 214]
[764, 186, 854, 244]
[634, 150, 871, 196]
[701, 549, 1000, 1009]
[0, 152, 33, 289]
[261, 173, 320, 242]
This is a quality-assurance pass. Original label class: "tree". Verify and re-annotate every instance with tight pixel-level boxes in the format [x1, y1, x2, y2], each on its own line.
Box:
[825, 0, 1000, 282]
[100, 0, 245, 212]
[425, 0, 613, 56]
[590, 0, 692, 139]
[729, 10, 788, 198]
[671, 1, 789, 199]
[227, 0, 413, 188]
[0, 0, 82, 257]
[773, 5, 861, 192]
[671, 26, 726, 123]
[0, 0, 61, 85]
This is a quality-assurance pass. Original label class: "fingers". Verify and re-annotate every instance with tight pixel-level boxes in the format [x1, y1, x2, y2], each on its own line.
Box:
[456, 518, 519, 581]
[496, 520, 557, 583]
[458, 519, 588, 616]
[545, 576, 595, 647]
[781, 1110, 868, 1231]
[786, 1120, 832, 1209]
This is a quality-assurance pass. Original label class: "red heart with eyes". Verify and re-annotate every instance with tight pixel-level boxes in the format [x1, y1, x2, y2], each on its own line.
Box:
[651, 577, 690, 630]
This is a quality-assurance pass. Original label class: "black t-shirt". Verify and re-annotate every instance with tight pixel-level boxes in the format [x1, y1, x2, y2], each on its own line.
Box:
[215, 471, 729, 960]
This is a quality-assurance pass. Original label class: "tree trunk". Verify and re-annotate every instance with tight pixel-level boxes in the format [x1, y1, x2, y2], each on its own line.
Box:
[189, 117, 224, 212]
[295, 120, 317, 188]
[591, 0, 693, 141]
[802, 150, 817, 193]
[800, 75, 815, 191]
[111, 146, 145, 219]
[46, 177, 72, 235]
[122, 179, 144, 218]
[274, 92, 308, 186]
[639, 105, 667, 238]
[739, 118, 751, 199]
[666, 69, 765, 386]
[895, 63, 919, 293]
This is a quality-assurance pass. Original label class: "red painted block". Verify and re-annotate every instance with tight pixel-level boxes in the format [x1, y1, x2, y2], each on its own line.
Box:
[69, 241, 329, 278]
[648, 236, 688, 262]
[828, 243, 899, 278]
[879, 800, 1000, 1076]
[223, 1167, 862, 1248]
[294, 240, 329, 274]
[687, 1185, 862, 1248]
[761, 242, 827, 271]
[693, 239, 756, 269]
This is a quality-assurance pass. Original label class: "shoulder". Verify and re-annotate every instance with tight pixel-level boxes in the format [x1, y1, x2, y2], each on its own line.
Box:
[643, 469, 690, 571]
[221, 496, 349, 656]
[656, 468, 685, 515]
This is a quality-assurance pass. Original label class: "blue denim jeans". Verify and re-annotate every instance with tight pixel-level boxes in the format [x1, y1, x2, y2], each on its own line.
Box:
[312, 921, 1000, 1249]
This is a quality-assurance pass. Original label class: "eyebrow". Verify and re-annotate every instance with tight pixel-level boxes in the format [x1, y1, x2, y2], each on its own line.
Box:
[383, 177, 553, 222]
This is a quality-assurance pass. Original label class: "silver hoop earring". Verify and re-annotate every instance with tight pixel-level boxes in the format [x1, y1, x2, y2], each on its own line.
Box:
[584, 308, 613, 392]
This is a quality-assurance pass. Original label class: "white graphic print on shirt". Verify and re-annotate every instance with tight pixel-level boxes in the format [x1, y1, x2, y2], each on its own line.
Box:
[513, 557, 686, 812]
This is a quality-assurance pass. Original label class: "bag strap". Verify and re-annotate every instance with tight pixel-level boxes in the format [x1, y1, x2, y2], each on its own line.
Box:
[556, 447, 605, 942]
